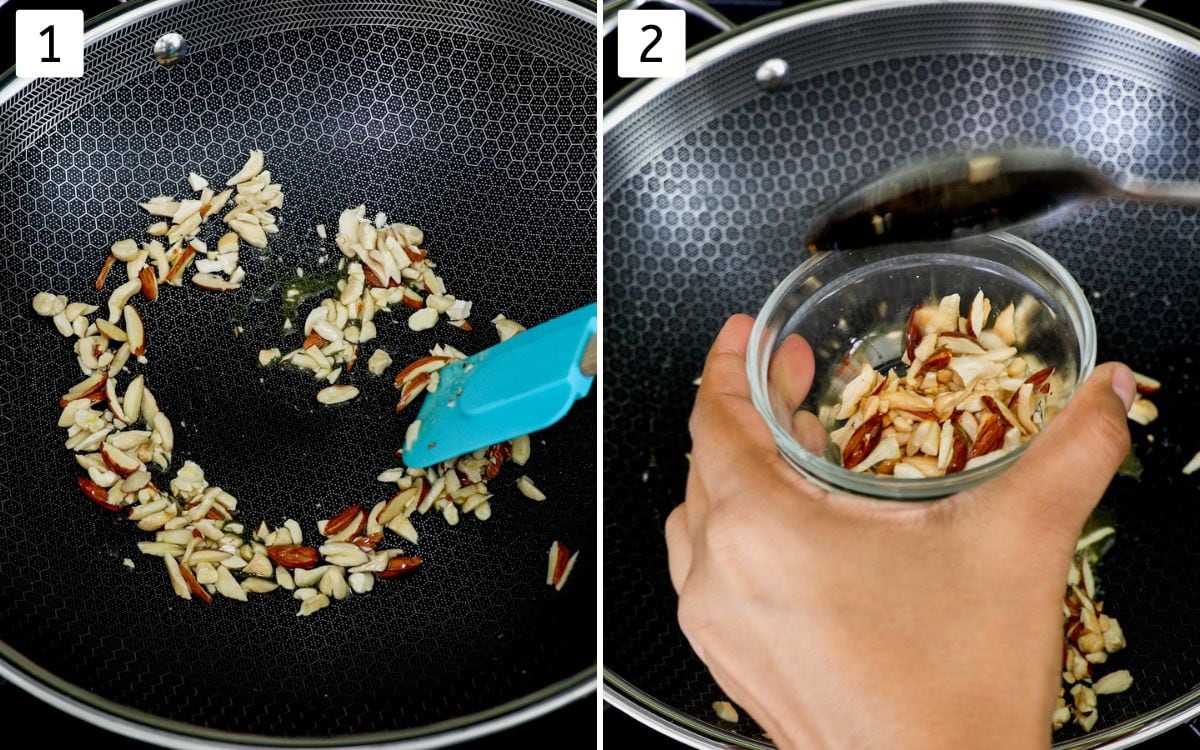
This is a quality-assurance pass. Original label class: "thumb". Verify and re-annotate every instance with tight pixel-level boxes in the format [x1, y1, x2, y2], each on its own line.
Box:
[979, 362, 1136, 535]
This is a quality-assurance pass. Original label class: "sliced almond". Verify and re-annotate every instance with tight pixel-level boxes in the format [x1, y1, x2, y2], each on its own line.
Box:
[229, 218, 268, 248]
[104, 377, 128, 424]
[163, 555, 191, 600]
[319, 542, 370, 568]
[511, 435, 531, 466]
[516, 475, 546, 501]
[226, 149, 265, 186]
[712, 701, 739, 723]
[101, 442, 141, 476]
[555, 551, 579, 591]
[386, 514, 419, 544]
[408, 306, 439, 331]
[153, 411, 174, 453]
[297, 592, 330, 616]
[107, 278, 141, 323]
[243, 553, 273, 578]
[135, 265, 158, 301]
[121, 470, 151, 493]
[836, 363, 877, 420]
[241, 577, 278, 594]
[892, 462, 927, 479]
[1127, 398, 1158, 426]
[546, 541, 561, 585]
[405, 419, 422, 452]
[214, 565, 248, 601]
[293, 565, 330, 588]
[123, 305, 145, 356]
[1131, 371, 1161, 394]
[993, 303, 1016, 345]
[316, 385, 359, 405]
[318, 566, 350, 600]
[192, 273, 242, 291]
[850, 436, 901, 473]
[967, 290, 989, 337]
[492, 314, 526, 341]
[348, 571, 375, 595]
[94, 318, 127, 342]
[368, 348, 392, 376]
[928, 294, 960, 333]
[140, 196, 180, 217]
[122, 374, 145, 424]
[111, 239, 140, 262]
[275, 566, 296, 590]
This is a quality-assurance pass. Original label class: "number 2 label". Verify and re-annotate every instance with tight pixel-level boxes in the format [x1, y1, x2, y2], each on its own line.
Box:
[640, 24, 663, 63]
[16, 9, 84, 78]
[617, 9, 686, 79]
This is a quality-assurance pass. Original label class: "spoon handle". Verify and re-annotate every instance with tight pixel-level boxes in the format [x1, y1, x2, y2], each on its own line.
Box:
[1120, 179, 1200, 205]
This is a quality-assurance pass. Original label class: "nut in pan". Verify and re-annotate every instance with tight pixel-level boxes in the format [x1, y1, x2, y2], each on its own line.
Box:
[77, 476, 121, 510]
[323, 503, 364, 537]
[101, 442, 141, 476]
[396, 373, 430, 412]
[226, 149, 265, 186]
[377, 555, 423, 579]
[266, 544, 320, 569]
[394, 356, 449, 386]
[319, 542, 370, 568]
[516, 475, 546, 501]
[138, 266, 159, 301]
[123, 305, 145, 356]
[316, 385, 359, 404]
[1127, 398, 1158, 426]
[297, 592, 330, 616]
[1132, 371, 1160, 394]
[193, 273, 242, 291]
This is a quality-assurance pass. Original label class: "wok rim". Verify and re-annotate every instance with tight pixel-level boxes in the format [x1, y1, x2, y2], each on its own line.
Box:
[0, 0, 597, 106]
[601, 0, 1200, 747]
[0, 0, 598, 746]
[602, 0, 1200, 136]
[603, 670, 1200, 750]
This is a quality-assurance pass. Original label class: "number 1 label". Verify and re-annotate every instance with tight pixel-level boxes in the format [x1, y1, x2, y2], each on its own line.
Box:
[617, 9, 686, 79]
[40, 24, 63, 63]
[16, 9, 84, 79]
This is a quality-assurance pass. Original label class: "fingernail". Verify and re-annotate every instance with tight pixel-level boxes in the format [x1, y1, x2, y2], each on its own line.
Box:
[1111, 365, 1136, 411]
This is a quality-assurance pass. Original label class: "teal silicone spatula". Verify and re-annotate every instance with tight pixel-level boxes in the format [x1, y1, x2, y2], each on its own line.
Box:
[402, 303, 597, 469]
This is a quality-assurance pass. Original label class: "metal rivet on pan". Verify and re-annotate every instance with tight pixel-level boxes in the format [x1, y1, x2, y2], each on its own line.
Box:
[755, 58, 789, 91]
[152, 32, 187, 66]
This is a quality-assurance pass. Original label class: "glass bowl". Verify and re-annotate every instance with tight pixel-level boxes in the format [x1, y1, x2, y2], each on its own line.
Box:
[747, 232, 1096, 500]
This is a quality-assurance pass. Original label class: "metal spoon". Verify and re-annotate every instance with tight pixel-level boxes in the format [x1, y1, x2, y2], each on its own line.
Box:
[803, 148, 1200, 252]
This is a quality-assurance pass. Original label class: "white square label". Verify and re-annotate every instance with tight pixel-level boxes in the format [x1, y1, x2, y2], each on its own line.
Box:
[16, 9, 85, 79]
[616, 9, 686, 79]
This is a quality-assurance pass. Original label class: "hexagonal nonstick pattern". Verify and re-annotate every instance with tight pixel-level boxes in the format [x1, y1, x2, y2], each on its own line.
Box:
[0, 0, 595, 742]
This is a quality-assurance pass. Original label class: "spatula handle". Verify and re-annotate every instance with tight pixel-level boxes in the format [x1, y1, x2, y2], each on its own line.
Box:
[580, 335, 597, 377]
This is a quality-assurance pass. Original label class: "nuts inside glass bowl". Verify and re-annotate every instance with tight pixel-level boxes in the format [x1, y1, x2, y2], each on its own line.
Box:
[827, 290, 1062, 478]
[749, 233, 1095, 499]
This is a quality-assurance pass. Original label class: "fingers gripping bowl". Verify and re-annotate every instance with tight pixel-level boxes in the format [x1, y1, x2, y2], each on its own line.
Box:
[748, 233, 1097, 500]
